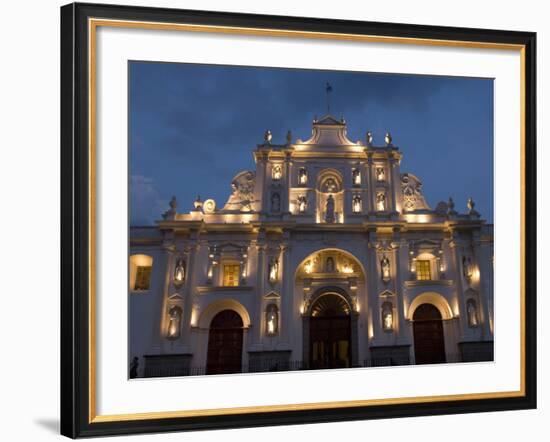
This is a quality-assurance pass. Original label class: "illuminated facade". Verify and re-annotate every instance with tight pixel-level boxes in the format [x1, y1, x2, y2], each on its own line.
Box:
[129, 115, 494, 377]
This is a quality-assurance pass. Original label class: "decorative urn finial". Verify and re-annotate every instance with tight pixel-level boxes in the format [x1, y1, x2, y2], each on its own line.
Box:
[384, 132, 392, 146]
[264, 130, 272, 144]
[467, 197, 475, 212]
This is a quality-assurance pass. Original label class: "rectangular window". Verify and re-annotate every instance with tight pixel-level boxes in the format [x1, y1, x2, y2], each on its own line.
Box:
[223, 264, 240, 287]
[134, 265, 152, 290]
[416, 260, 432, 281]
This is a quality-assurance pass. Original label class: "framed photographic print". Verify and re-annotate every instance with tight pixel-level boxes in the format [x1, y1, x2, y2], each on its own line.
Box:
[60, 2, 537, 438]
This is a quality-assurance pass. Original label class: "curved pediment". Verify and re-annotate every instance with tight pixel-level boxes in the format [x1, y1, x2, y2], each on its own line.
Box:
[294, 115, 362, 151]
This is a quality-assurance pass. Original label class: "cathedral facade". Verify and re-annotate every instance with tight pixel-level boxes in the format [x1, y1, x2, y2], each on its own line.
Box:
[129, 115, 494, 378]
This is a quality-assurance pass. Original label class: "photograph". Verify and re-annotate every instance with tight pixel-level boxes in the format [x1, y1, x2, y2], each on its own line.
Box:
[128, 62, 495, 378]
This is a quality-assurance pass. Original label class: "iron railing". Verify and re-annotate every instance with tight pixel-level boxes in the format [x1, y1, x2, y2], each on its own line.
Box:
[142, 351, 493, 378]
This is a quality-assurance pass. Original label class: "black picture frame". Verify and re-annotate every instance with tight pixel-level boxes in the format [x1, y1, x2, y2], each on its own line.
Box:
[60, 2, 537, 438]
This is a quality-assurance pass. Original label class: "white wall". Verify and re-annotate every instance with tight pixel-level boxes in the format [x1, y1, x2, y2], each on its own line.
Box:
[0, 0, 546, 441]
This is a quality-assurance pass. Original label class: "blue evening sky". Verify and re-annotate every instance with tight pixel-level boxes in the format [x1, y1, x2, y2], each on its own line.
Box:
[129, 61, 493, 225]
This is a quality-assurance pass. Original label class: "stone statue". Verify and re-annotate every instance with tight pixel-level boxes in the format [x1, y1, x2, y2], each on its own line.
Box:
[325, 194, 335, 223]
[352, 169, 361, 186]
[264, 129, 272, 144]
[467, 301, 478, 327]
[129, 356, 139, 379]
[467, 197, 479, 216]
[268, 258, 279, 283]
[353, 195, 361, 213]
[448, 196, 457, 215]
[169, 196, 177, 210]
[298, 195, 307, 213]
[366, 131, 373, 146]
[286, 130, 292, 144]
[383, 308, 393, 331]
[272, 165, 282, 180]
[326, 256, 335, 273]
[266, 307, 277, 335]
[376, 192, 386, 211]
[381, 255, 391, 281]
[174, 258, 186, 285]
[385, 132, 392, 146]
[271, 192, 281, 213]
[376, 167, 385, 181]
[299, 168, 308, 185]
[462, 256, 472, 279]
[162, 196, 177, 220]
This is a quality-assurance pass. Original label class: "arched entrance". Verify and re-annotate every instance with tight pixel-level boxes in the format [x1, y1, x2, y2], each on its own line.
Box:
[206, 310, 243, 374]
[309, 294, 351, 369]
[413, 303, 446, 364]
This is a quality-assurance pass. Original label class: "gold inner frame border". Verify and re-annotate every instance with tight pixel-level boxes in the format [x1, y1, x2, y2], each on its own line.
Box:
[87, 17, 527, 424]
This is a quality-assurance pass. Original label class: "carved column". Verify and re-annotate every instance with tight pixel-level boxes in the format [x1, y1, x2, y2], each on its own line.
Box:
[392, 230, 408, 341]
[253, 240, 267, 346]
[280, 233, 292, 347]
[180, 239, 199, 351]
[366, 153, 376, 213]
[388, 155, 399, 213]
[149, 239, 174, 353]
[367, 230, 382, 343]
[449, 233, 469, 337]
[472, 233, 493, 339]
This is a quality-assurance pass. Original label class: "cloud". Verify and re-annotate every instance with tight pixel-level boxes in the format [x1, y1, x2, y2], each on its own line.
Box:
[130, 174, 167, 225]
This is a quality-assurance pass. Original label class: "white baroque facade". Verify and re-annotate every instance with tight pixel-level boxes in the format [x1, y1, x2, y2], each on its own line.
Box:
[129, 115, 494, 378]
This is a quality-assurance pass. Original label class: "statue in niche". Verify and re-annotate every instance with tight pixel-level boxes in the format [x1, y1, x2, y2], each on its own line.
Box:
[352, 195, 362, 213]
[376, 192, 386, 211]
[382, 304, 393, 331]
[266, 305, 278, 335]
[462, 256, 473, 279]
[467, 300, 478, 327]
[323, 178, 338, 193]
[173, 258, 186, 285]
[268, 258, 279, 283]
[272, 165, 282, 180]
[381, 255, 391, 281]
[325, 194, 335, 223]
[271, 192, 281, 213]
[299, 168, 308, 185]
[352, 169, 361, 186]
[298, 195, 307, 213]
[326, 256, 335, 273]
[376, 167, 385, 181]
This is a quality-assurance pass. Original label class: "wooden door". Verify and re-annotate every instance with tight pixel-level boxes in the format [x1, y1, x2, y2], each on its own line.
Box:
[206, 310, 243, 374]
[309, 294, 351, 369]
[413, 303, 446, 364]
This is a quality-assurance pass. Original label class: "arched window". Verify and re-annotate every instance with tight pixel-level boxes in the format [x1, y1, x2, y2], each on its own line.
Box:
[222, 262, 240, 287]
[265, 304, 279, 336]
[129, 254, 153, 291]
[167, 306, 182, 339]
[414, 253, 437, 281]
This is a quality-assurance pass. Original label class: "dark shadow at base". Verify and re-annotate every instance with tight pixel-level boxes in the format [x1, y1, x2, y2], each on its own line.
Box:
[34, 418, 59, 434]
